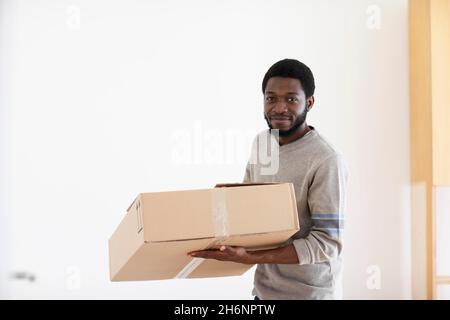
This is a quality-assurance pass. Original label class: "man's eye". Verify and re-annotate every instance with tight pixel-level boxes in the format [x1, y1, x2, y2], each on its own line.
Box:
[288, 97, 298, 103]
[266, 97, 275, 102]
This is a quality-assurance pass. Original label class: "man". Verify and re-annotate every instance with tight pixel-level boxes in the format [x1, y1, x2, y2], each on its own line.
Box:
[189, 59, 348, 300]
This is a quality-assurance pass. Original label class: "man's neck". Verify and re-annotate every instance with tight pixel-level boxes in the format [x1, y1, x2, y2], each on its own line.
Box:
[278, 123, 311, 146]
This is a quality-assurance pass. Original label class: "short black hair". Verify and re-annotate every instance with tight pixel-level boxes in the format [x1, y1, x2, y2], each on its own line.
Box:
[262, 59, 315, 98]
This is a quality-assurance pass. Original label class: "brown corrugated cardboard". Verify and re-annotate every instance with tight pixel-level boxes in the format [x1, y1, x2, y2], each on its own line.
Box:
[109, 182, 299, 281]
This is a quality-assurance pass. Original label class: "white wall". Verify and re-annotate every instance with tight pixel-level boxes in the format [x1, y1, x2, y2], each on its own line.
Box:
[0, 0, 410, 299]
[0, 0, 13, 299]
[436, 186, 450, 299]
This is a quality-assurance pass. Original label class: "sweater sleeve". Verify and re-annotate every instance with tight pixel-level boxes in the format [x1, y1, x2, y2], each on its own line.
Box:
[242, 161, 252, 183]
[292, 154, 348, 265]
[242, 134, 258, 183]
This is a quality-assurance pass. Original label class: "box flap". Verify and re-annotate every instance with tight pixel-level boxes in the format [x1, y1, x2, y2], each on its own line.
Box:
[140, 188, 217, 242]
[126, 195, 139, 212]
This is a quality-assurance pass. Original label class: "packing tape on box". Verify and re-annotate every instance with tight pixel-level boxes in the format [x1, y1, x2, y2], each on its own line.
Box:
[211, 186, 229, 239]
[175, 188, 230, 279]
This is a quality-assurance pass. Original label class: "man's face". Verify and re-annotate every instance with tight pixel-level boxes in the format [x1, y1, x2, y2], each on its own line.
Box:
[263, 77, 309, 137]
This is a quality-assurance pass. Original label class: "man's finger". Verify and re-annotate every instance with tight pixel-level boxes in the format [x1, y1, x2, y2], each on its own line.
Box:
[188, 249, 207, 256]
[193, 251, 225, 261]
[189, 250, 219, 258]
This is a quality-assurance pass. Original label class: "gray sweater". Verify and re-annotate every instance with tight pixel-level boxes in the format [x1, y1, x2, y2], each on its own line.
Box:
[243, 127, 348, 300]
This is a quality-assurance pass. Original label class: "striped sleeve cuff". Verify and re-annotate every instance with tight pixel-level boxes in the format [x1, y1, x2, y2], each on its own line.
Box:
[311, 213, 344, 239]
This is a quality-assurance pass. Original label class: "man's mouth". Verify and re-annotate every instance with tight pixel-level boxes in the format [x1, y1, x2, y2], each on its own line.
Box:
[271, 117, 291, 120]
[270, 116, 292, 126]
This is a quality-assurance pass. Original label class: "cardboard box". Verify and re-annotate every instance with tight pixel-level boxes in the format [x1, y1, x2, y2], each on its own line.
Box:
[109, 182, 299, 281]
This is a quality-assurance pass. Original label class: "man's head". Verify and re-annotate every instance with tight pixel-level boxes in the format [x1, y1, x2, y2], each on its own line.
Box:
[262, 59, 315, 137]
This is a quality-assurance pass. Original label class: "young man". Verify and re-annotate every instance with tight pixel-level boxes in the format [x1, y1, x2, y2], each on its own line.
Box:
[189, 59, 348, 300]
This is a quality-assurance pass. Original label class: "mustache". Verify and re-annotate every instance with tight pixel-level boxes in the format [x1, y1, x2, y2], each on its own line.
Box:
[267, 114, 293, 119]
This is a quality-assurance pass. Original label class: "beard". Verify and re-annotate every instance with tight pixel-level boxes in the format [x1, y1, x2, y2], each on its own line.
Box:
[264, 107, 307, 137]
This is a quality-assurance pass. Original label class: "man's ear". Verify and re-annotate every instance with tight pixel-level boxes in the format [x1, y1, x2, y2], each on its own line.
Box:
[306, 96, 315, 111]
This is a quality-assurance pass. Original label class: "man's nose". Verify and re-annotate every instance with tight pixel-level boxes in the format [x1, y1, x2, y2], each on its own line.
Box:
[274, 101, 287, 113]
